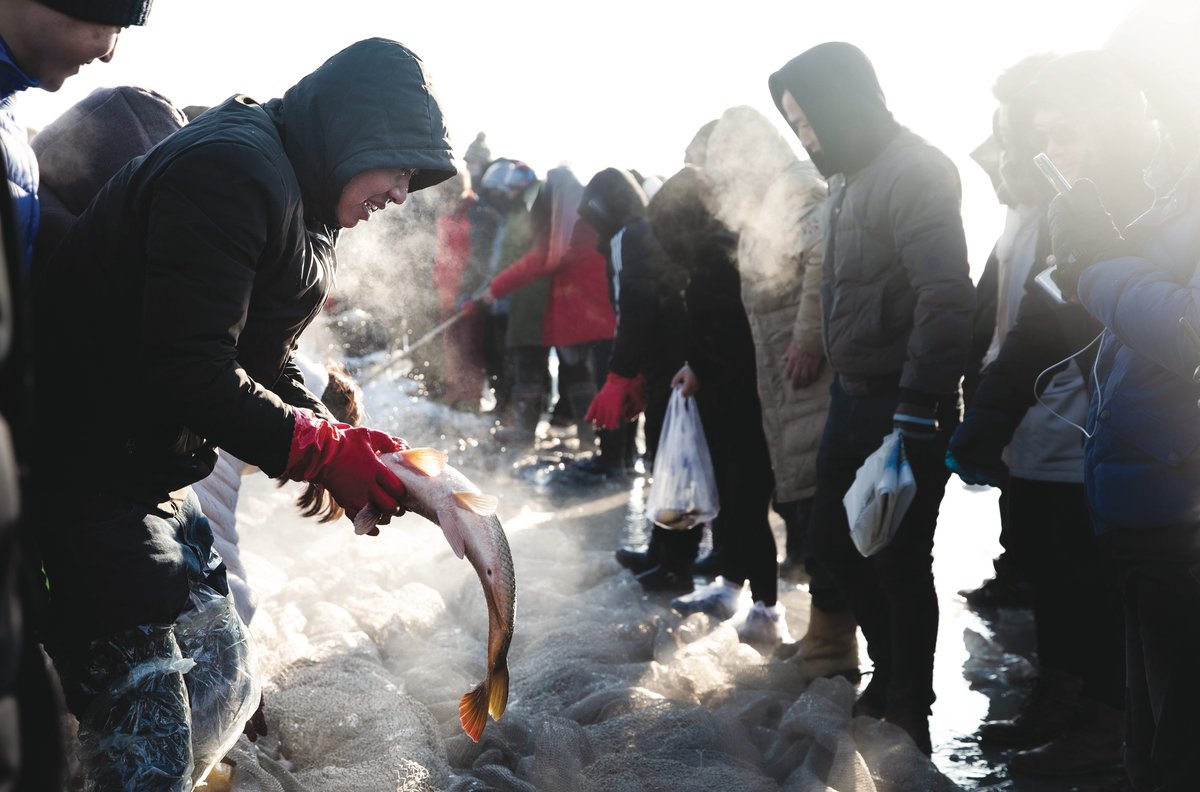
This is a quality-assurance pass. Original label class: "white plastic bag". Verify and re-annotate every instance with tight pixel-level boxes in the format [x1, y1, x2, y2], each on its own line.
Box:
[843, 429, 917, 556]
[645, 386, 719, 530]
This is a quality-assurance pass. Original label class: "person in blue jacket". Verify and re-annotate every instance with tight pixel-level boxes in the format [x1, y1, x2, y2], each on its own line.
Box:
[2, 0, 151, 787]
[1, 0, 150, 266]
[1051, 3, 1200, 788]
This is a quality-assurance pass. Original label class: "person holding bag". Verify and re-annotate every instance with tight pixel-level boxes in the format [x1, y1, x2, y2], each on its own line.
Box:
[769, 42, 975, 754]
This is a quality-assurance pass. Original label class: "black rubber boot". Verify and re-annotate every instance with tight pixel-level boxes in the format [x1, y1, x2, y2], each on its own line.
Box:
[635, 565, 693, 594]
[636, 529, 695, 594]
[979, 668, 1083, 748]
[615, 547, 658, 575]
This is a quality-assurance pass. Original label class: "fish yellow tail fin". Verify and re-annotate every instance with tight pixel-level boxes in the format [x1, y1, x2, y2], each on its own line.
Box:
[459, 683, 489, 742]
[488, 662, 509, 720]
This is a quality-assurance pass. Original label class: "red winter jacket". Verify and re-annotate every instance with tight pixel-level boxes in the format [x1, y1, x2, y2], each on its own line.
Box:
[489, 220, 615, 347]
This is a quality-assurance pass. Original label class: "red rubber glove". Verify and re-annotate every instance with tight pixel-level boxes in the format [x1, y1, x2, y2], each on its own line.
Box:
[282, 408, 410, 519]
[585, 372, 642, 430]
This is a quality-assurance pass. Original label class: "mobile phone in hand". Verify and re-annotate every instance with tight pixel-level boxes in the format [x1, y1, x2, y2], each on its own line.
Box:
[1034, 152, 1073, 196]
[1033, 153, 1072, 304]
[1035, 266, 1067, 305]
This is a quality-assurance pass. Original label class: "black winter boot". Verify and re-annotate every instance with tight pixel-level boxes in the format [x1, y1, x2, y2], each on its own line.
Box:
[979, 668, 1082, 748]
[616, 547, 658, 575]
[1008, 698, 1124, 777]
[635, 565, 693, 594]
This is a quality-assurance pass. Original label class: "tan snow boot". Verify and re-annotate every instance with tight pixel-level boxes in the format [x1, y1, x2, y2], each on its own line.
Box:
[780, 605, 860, 681]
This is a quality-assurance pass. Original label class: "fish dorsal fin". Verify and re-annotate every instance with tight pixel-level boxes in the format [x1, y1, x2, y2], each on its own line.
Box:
[453, 491, 499, 516]
[400, 447, 448, 477]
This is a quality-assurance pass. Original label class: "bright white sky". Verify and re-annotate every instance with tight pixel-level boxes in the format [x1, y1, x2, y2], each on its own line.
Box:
[17, 0, 1137, 275]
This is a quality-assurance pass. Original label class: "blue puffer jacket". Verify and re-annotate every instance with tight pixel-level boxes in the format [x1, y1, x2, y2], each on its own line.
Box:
[1, 36, 39, 267]
[1078, 159, 1200, 531]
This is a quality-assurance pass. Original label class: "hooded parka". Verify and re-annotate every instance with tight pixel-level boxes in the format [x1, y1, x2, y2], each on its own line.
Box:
[34, 39, 456, 505]
[769, 43, 975, 403]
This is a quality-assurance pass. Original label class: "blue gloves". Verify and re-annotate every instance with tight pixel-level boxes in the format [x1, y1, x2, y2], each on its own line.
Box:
[944, 408, 1009, 487]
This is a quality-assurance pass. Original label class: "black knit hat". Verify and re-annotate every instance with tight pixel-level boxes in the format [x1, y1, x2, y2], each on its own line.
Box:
[37, 0, 153, 26]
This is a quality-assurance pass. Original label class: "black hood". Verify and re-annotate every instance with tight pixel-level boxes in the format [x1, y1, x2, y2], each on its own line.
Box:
[578, 167, 647, 242]
[264, 38, 457, 228]
[647, 165, 733, 270]
[768, 42, 900, 178]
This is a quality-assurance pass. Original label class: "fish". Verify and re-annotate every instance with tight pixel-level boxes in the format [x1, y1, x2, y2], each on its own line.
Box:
[353, 447, 516, 742]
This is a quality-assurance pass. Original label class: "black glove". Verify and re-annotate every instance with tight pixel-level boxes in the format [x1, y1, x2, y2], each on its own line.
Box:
[944, 408, 1009, 487]
[1047, 179, 1122, 300]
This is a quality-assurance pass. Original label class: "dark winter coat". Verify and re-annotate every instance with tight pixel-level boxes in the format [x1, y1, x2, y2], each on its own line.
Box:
[817, 131, 975, 400]
[649, 166, 756, 392]
[34, 38, 455, 503]
[1076, 159, 1200, 531]
[770, 43, 975, 403]
[579, 167, 686, 383]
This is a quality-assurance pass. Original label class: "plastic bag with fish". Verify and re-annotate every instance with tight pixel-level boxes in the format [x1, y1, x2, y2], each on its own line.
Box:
[75, 585, 260, 791]
[645, 386, 719, 530]
[354, 447, 516, 741]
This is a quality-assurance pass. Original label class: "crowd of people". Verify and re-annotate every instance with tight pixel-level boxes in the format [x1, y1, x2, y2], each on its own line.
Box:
[2, 0, 1200, 790]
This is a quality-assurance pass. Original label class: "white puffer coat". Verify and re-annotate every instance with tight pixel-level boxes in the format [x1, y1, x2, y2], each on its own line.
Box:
[707, 107, 831, 501]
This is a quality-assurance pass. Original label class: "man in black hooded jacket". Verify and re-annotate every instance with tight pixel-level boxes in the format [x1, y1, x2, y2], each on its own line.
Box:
[769, 42, 975, 754]
[32, 38, 456, 789]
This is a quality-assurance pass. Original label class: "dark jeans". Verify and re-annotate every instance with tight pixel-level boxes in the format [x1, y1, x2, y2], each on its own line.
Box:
[810, 376, 954, 723]
[791, 496, 848, 614]
[1107, 524, 1200, 791]
[1005, 477, 1123, 707]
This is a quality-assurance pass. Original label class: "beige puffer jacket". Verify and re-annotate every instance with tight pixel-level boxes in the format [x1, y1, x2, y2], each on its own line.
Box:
[707, 107, 831, 501]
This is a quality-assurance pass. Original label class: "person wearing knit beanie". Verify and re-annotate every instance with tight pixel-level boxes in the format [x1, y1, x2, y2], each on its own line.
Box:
[34, 0, 150, 26]
[464, 131, 491, 182]
[1, 0, 151, 94]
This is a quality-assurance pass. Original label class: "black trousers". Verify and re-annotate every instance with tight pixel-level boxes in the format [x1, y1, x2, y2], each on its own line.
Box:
[697, 381, 777, 605]
[1107, 524, 1200, 791]
[1004, 477, 1123, 707]
[810, 376, 954, 723]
